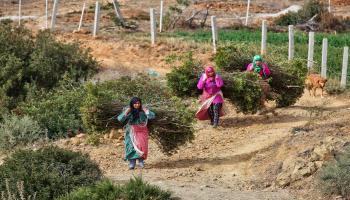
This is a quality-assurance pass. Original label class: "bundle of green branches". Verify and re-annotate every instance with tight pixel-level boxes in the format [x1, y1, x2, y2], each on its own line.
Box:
[268, 59, 307, 107]
[80, 75, 195, 154]
[221, 72, 263, 114]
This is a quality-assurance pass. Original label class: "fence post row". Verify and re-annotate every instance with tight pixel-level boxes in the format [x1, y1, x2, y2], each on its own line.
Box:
[288, 25, 294, 60]
[150, 8, 156, 45]
[93, 1, 100, 37]
[245, 0, 250, 26]
[261, 20, 267, 55]
[307, 32, 315, 71]
[50, 0, 59, 30]
[78, 2, 86, 31]
[341, 47, 349, 88]
[211, 16, 218, 53]
[159, 0, 164, 32]
[321, 38, 328, 78]
[112, 0, 125, 25]
[18, 0, 22, 26]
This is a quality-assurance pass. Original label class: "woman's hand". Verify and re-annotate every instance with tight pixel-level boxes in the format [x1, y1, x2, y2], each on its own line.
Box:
[143, 108, 150, 114]
[202, 73, 207, 81]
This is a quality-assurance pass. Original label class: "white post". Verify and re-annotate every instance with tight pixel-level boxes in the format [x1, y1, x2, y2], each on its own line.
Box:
[112, 0, 125, 25]
[328, 0, 331, 13]
[150, 8, 156, 45]
[78, 2, 86, 31]
[245, 0, 250, 26]
[159, 0, 164, 32]
[321, 38, 328, 78]
[50, 0, 59, 30]
[261, 20, 267, 55]
[211, 16, 218, 53]
[341, 47, 349, 88]
[18, 0, 22, 26]
[45, 0, 48, 29]
[307, 32, 315, 70]
[288, 25, 294, 60]
[93, 1, 100, 37]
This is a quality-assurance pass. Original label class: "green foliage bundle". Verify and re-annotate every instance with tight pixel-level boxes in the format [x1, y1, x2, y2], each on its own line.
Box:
[214, 44, 253, 72]
[20, 80, 86, 139]
[221, 72, 263, 114]
[268, 59, 307, 107]
[318, 148, 350, 199]
[0, 146, 102, 200]
[0, 114, 46, 151]
[166, 52, 202, 97]
[58, 178, 174, 200]
[80, 75, 195, 154]
[0, 24, 98, 109]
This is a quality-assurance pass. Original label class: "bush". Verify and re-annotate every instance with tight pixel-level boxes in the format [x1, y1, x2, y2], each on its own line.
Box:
[20, 81, 86, 139]
[0, 24, 98, 110]
[0, 114, 46, 151]
[214, 44, 253, 72]
[319, 148, 350, 199]
[58, 178, 175, 200]
[0, 146, 102, 200]
[166, 52, 202, 97]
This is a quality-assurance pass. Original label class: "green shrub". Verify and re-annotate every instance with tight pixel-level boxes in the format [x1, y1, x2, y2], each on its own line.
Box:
[0, 114, 46, 151]
[20, 81, 86, 139]
[0, 146, 102, 200]
[214, 44, 253, 72]
[274, 12, 300, 26]
[222, 72, 263, 114]
[166, 52, 202, 97]
[319, 148, 350, 199]
[86, 133, 101, 146]
[58, 178, 175, 200]
[0, 24, 98, 110]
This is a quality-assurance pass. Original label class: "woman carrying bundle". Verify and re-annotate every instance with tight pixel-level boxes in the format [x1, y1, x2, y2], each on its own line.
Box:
[196, 66, 225, 128]
[246, 55, 271, 110]
[118, 97, 155, 170]
[246, 55, 271, 79]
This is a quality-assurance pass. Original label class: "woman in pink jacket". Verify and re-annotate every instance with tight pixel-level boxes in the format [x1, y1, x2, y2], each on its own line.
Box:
[195, 66, 224, 128]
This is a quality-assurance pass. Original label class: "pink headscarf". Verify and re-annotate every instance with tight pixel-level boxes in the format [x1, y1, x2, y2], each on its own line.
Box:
[205, 66, 215, 76]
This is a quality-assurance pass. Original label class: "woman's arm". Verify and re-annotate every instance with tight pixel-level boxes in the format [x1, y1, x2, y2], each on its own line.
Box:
[215, 75, 224, 88]
[262, 63, 271, 77]
[117, 108, 131, 123]
[144, 108, 155, 120]
[197, 73, 206, 89]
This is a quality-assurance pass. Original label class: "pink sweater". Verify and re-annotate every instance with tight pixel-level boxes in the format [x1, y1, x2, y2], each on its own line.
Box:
[197, 74, 224, 104]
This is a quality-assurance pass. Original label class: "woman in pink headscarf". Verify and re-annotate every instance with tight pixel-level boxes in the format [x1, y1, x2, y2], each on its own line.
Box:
[195, 66, 224, 128]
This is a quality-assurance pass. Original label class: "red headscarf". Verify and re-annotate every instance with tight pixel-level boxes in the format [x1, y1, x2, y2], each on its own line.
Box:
[205, 66, 215, 77]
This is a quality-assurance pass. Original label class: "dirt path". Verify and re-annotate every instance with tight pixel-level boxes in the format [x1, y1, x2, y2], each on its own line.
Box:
[54, 93, 350, 200]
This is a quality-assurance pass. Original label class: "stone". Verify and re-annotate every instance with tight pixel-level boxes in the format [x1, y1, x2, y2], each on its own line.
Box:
[313, 144, 335, 161]
[276, 173, 291, 187]
[109, 128, 119, 139]
[70, 137, 82, 146]
[76, 133, 86, 138]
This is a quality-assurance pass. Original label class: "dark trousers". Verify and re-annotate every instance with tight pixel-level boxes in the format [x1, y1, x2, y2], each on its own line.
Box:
[208, 103, 222, 126]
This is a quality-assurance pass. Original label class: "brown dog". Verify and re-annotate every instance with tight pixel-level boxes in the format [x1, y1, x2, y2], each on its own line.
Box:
[305, 74, 328, 98]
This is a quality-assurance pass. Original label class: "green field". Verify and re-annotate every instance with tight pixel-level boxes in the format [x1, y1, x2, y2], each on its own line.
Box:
[164, 29, 349, 84]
